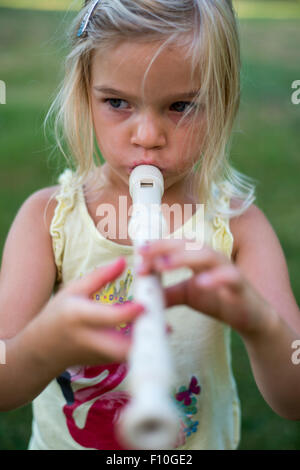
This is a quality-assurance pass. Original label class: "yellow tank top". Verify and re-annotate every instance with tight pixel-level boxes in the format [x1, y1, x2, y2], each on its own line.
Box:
[28, 168, 240, 450]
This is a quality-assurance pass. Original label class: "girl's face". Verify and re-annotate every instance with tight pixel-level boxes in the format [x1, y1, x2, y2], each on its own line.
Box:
[90, 40, 205, 196]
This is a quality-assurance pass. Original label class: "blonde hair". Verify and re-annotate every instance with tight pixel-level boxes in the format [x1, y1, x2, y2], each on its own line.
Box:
[44, 0, 256, 218]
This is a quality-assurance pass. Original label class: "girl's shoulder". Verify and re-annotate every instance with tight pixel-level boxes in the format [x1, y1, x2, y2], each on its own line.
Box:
[229, 198, 300, 332]
[229, 197, 285, 270]
[24, 185, 61, 234]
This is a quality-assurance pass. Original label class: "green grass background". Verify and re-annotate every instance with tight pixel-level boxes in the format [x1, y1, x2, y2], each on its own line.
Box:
[0, 1, 300, 450]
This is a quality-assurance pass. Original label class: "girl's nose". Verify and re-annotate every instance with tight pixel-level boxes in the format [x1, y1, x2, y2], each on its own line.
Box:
[130, 110, 167, 149]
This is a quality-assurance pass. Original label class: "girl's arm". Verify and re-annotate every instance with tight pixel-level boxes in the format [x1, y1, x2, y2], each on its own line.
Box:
[230, 203, 300, 420]
[0, 188, 59, 409]
[0, 187, 59, 339]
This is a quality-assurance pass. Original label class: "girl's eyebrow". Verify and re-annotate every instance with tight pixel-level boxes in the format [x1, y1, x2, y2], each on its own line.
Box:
[93, 86, 198, 101]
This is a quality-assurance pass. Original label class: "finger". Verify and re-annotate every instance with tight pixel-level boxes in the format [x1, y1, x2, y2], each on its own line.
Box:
[65, 257, 127, 297]
[95, 323, 173, 363]
[137, 240, 182, 274]
[139, 238, 193, 257]
[139, 242, 227, 275]
[164, 280, 187, 308]
[69, 297, 145, 327]
[93, 322, 172, 363]
[195, 265, 244, 293]
[91, 328, 133, 363]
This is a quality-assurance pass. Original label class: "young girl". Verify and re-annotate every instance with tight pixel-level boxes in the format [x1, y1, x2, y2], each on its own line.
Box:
[0, 0, 299, 450]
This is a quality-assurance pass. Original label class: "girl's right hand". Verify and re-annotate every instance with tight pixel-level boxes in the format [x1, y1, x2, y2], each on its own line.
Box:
[26, 257, 144, 375]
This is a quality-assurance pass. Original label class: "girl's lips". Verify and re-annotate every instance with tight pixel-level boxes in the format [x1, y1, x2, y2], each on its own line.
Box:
[128, 165, 165, 174]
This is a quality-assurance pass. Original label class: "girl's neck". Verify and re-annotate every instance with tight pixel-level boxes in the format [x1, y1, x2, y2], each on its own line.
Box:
[82, 165, 199, 247]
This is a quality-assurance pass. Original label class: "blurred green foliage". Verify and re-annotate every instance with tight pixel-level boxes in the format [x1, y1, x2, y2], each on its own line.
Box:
[0, 5, 300, 450]
[1, 0, 300, 18]
[0, 0, 79, 10]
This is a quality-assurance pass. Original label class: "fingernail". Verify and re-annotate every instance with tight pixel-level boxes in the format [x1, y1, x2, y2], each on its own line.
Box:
[129, 301, 144, 308]
[157, 255, 171, 268]
[124, 301, 145, 312]
[196, 273, 212, 286]
[166, 324, 173, 335]
[136, 304, 146, 313]
[160, 255, 171, 265]
[137, 263, 146, 273]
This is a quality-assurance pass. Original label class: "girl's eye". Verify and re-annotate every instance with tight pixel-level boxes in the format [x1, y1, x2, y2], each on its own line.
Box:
[105, 98, 129, 110]
[170, 101, 194, 113]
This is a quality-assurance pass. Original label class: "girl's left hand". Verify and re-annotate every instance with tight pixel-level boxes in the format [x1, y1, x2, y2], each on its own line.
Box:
[137, 239, 274, 337]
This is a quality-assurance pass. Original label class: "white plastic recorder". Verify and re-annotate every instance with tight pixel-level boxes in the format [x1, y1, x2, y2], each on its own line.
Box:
[117, 165, 180, 450]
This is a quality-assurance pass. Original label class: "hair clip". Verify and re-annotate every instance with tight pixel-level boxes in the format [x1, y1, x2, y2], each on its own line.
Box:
[77, 0, 100, 38]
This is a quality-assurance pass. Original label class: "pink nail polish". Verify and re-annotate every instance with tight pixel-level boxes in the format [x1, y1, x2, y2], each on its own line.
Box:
[136, 303, 146, 313]
[137, 264, 145, 274]
[197, 273, 212, 285]
[158, 255, 171, 267]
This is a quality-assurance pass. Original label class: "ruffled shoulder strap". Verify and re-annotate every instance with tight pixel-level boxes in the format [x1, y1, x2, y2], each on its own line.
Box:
[210, 184, 234, 259]
[50, 169, 78, 284]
